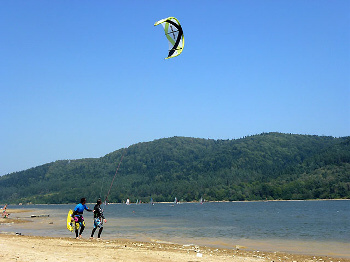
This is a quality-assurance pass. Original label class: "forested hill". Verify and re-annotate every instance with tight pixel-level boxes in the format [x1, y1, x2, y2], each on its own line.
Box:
[1, 133, 349, 204]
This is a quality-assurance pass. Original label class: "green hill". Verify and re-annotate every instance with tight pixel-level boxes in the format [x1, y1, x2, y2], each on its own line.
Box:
[1, 133, 349, 204]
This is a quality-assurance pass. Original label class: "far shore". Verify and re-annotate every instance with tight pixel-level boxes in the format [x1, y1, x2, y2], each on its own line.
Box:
[2, 198, 349, 206]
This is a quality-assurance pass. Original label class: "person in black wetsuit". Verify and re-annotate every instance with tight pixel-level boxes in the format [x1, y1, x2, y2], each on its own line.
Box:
[90, 198, 107, 239]
[72, 198, 93, 239]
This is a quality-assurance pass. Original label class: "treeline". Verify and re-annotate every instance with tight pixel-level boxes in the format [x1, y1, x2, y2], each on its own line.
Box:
[0, 133, 349, 204]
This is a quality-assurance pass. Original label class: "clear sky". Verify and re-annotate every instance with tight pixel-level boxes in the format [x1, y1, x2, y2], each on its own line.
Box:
[1, 0, 349, 175]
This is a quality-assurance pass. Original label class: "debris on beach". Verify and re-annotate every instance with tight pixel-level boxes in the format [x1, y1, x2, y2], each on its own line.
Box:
[196, 252, 203, 257]
[31, 214, 50, 218]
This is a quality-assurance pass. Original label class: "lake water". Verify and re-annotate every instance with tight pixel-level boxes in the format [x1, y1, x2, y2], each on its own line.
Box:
[2, 200, 349, 257]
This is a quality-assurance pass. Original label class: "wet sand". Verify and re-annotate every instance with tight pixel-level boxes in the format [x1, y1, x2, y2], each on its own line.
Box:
[1, 209, 32, 225]
[1, 208, 349, 262]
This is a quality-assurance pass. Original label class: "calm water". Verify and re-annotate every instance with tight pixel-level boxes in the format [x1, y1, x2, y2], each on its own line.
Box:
[2, 200, 349, 257]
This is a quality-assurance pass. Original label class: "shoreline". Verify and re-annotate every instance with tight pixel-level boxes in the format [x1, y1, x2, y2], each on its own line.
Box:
[2, 198, 349, 206]
[1, 205, 349, 260]
[1, 234, 349, 262]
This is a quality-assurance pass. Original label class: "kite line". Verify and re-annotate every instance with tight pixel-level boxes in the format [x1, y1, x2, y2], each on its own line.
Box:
[104, 149, 126, 204]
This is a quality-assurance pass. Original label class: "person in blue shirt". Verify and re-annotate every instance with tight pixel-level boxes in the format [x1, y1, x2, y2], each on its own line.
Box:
[72, 198, 93, 239]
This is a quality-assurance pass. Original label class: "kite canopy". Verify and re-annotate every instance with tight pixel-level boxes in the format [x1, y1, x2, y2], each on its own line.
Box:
[154, 17, 184, 59]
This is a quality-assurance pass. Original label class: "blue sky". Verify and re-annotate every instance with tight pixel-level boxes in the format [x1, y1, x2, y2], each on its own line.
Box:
[1, 0, 349, 175]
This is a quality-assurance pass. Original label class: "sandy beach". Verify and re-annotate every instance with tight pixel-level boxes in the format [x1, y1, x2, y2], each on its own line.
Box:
[1, 234, 350, 262]
[1, 207, 349, 262]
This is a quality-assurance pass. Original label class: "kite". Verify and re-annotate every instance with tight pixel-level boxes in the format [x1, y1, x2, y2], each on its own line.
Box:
[154, 17, 184, 59]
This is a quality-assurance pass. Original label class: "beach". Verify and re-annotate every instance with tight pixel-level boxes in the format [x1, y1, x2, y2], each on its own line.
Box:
[2, 234, 350, 262]
[1, 206, 349, 262]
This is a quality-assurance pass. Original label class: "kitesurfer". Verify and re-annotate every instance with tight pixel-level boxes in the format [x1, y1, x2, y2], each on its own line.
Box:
[72, 198, 93, 239]
[90, 198, 107, 239]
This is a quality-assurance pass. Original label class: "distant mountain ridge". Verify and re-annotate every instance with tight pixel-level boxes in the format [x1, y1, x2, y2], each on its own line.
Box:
[1, 132, 349, 204]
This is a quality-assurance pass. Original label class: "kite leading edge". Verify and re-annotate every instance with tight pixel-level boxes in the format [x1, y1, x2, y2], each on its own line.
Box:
[154, 17, 184, 59]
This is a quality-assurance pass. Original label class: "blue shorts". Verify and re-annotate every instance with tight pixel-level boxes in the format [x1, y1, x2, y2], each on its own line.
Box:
[93, 218, 104, 229]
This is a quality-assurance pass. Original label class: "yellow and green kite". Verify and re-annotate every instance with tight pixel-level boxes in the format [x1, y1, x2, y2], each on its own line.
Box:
[154, 17, 184, 59]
